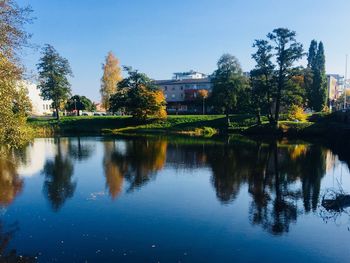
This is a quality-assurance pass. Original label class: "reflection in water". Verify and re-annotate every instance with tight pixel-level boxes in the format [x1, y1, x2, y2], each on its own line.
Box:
[0, 154, 23, 206]
[68, 137, 95, 162]
[0, 221, 37, 262]
[103, 141, 124, 199]
[41, 138, 76, 211]
[103, 138, 167, 197]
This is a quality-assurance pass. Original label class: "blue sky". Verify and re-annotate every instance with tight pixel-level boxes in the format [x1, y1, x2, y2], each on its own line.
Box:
[18, 0, 350, 101]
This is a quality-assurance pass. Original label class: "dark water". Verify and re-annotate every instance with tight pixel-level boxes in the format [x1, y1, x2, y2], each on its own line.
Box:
[1, 135, 350, 263]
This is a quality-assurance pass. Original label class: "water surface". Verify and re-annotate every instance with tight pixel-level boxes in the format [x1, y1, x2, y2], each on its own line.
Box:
[1, 135, 350, 262]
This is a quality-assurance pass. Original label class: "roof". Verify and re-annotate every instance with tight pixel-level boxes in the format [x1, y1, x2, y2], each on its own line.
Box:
[154, 78, 212, 86]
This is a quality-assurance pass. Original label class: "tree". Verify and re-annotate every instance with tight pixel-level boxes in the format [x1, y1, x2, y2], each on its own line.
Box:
[250, 39, 275, 124]
[305, 40, 327, 111]
[100, 51, 122, 111]
[109, 66, 167, 120]
[211, 54, 248, 126]
[66, 95, 96, 115]
[0, 0, 33, 148]
[267, 28, 304, 126]
[197, 89, 208, 114]
[37, 44, 73, 120]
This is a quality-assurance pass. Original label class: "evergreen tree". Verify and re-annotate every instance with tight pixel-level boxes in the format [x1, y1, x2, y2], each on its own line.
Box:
[313, 42, 327, 111]
[37, 44, 73, 120]
[306, 40, 327, 111]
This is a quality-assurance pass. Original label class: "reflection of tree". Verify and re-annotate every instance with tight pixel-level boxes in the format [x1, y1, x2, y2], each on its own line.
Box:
[0, 156, 23, 206]
[42, 138, 76, 211]
[67, 137, 95, 161]
[0, 221, 37, 262]
[103, 138, 167, 196]
[103, 141, 125, 199]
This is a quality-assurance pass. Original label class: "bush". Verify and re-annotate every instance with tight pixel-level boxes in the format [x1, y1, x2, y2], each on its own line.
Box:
[287, 105, 307, 122]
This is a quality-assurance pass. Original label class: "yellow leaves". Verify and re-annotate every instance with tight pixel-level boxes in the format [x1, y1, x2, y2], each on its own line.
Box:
[153, 90, 167, 119]
[100, 51, 122, 110]
[197, 89, 209, 99]
[287, 105, 307, 122]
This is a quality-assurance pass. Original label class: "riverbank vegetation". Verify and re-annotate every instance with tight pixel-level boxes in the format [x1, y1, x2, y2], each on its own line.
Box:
[27, 111, 350, 138]
[0, 0, 33, 148]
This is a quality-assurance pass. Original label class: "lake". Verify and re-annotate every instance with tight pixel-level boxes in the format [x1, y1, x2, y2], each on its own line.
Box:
[1, 135, 350, 262]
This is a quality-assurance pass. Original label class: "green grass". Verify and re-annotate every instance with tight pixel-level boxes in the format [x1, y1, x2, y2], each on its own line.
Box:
[28, 112, 350, 138]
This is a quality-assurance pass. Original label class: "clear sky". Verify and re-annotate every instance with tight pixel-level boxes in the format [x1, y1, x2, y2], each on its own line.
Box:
[18, 0, 350, 102]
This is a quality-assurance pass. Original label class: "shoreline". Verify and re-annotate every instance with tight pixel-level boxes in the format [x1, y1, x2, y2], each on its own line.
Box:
[27, 114, 350, 139]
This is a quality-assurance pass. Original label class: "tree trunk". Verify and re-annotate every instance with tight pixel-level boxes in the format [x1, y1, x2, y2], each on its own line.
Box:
[56, 107, 60, 120]
[225, 109, 230, 128]
[274, 69, 283, 129]
[256, 109, 261, 125]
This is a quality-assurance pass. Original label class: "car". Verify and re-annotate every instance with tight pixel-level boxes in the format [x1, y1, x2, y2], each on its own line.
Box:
[82, 112, 89, 116]
[93, 112, 101, 116]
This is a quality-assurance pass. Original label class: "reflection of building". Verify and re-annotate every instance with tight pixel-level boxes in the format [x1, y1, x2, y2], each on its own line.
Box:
[155, 70, 212, 114]
[17, 139, 56, 177]
[23, 81, 53, 116]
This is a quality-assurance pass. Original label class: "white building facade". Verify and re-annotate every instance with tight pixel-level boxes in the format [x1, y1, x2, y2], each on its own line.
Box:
[23, 82, 53, 116]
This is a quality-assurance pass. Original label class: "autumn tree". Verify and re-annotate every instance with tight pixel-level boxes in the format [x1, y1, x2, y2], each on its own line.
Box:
[37, 44, 73, 120]
[109, 67, 167, 120]
[197, 89, 209, 114]
[0, 0, 33, 147]
[211, 54, 248, 126]
[100, 51, 122, 111]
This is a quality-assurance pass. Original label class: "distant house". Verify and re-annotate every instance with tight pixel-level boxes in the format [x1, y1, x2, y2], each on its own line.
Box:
[23, 81, 53, 116]
[155, 71, 212, 114]
[94, 102, 105, 112]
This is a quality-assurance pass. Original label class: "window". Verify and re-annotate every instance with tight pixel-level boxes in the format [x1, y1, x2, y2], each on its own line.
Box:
[43, 105, 46, 110]
[164, 86, 167, 91]
[180, 86, 183, 90]
[171, 94, 175, 98]
[172, 86, 175, 91]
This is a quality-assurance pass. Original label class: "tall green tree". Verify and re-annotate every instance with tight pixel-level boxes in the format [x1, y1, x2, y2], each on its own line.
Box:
[65, 95, 96, 115]
[211, 54, 248, 126]
[267, 28, 304, 126]
[250, 40, 275, 124]
[37, 44, 73, 120]
[109, 66, 167, 120]
[306, 40, 327, 111]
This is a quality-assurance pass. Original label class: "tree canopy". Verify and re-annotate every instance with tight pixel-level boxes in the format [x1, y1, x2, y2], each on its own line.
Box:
[109, 67, 167, 120]
[0, 0, 33, 148]
[100, 51, 122, 111]
[66, 95, 96, 115]
[37, 44, 73, 120]
[211, 54, 249, 125]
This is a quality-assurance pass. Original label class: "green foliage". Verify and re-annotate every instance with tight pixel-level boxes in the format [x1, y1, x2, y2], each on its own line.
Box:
[251, 28, 304, 126]
[109, 66, 167, 120]
[37, 44, 73, 120]
[0, 0, 33, 148]
[211, 54, 249, 124]
[306, 40, 327, 111]
[250, 39, 275, 123]
[66, 95, 96, 114]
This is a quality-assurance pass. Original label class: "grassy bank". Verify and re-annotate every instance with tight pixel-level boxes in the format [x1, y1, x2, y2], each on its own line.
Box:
[28, 112, 350, 138]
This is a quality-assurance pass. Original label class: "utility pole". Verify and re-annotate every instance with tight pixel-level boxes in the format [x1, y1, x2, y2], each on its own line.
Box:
[344, 55, 348, 111]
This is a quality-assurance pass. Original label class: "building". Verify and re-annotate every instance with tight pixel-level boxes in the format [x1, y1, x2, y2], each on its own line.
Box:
[327, 74, 344, 111]
[155, 71, 212, 114]
[23, 81, 53, 116]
